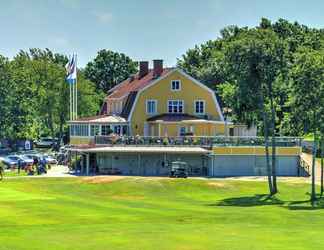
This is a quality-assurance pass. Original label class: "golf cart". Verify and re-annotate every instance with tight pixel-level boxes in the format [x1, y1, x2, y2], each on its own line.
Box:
[169, 161, 188, 178]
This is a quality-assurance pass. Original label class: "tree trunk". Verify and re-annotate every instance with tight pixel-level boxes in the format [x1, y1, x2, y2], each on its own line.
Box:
[321, 135, 324, 197]
[260, 92, 273, 195]
[311, 131, 317, 204]
[270, 95, 278, 194]
[59, 115, 64, 145]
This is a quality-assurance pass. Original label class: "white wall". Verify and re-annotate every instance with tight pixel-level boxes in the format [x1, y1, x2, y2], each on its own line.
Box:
[233, 125, 257, 136]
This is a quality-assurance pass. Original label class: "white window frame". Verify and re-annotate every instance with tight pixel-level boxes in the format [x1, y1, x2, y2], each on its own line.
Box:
[167, 100, 184, 114]
[90, 124, 100, 136]
[146, 99, 157, 115]
[194, 100, 206, 115]
[170, 80, 181, 91]
[101, 124, 111, 136]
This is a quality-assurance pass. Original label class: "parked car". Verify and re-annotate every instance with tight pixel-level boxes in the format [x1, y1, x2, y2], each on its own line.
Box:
[34, 137, 58, 148]
[55, 152, 67, 165]
[19, 155, 34, 166]
[169, 161, 188, 178]
[24, 153, 42, 164]
[0, 146, 11, 155]
[2, 155, 20, 169]
[43, 155, 58, 165]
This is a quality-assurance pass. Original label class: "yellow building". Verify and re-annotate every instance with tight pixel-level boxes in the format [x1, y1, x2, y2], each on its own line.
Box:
[69, 59, 237, 139]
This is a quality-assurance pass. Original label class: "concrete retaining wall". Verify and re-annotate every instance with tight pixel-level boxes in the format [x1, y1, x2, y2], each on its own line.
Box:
[211, 155, 299, 177]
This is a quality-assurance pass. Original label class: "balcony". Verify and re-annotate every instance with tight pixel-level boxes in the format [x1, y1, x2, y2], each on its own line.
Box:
[94, 136, 302, 148]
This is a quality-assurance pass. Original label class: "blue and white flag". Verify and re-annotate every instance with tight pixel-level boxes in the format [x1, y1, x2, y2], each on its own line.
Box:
[65, 54, 77, 84]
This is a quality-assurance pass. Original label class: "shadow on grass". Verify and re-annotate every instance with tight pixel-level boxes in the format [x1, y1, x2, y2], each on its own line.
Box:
[209, 194, 284, 207]
[286, 194, 324, 210]
[211, 193, 324, 210]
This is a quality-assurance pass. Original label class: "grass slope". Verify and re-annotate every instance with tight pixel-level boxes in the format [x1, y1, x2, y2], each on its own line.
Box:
[0, 177, 324, 250]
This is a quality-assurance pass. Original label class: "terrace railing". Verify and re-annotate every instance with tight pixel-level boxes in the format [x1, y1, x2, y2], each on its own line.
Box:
[94, 136, 302, 148]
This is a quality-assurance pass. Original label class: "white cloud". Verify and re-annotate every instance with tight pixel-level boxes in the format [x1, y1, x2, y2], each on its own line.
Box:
[93, 11, 113, 24]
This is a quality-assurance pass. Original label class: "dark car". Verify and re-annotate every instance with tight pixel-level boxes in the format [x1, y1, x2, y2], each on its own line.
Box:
[0, 146, 11, 155]
[169, 161, 188, 178]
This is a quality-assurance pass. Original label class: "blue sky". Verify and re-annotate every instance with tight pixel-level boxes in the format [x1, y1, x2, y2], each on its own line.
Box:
[0, 0, 323, 67]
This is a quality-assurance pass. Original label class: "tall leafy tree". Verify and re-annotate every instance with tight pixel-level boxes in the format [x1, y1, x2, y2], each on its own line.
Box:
[178, 18, 324, 137]
[290, 48, 324, 202]
[0, 55, 13, 139]
[84, 49, 137, 93]
[224, 28, 287, 195]
[3, 49, 102, 141]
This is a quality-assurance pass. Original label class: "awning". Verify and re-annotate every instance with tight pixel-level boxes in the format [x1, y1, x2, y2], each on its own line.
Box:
[146, 113, 231, 124]
[147, 113, 200, 122]
[68, 115, 127, 124]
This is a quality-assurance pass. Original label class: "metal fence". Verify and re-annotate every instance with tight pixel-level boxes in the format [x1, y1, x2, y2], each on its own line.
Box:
[94, 135, 302, 148]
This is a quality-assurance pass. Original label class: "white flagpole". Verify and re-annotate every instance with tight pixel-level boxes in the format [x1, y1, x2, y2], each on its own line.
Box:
[72, 70, 75, 120]
[70, 83, 72, 120]
[69, 54, 73, 121]
[75, 54, 78, 119]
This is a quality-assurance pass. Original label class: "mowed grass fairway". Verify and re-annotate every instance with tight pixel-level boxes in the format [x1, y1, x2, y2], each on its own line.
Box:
[0, 177, 324, 250]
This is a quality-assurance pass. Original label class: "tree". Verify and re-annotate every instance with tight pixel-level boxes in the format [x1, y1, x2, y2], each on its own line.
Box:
[2, 48, 102, 141]
[0, 55, 13, 139]
[178, 18, 324, 137]
[290, 48, 324, 202]
[84, 49, 137, 93]
[224, 28, 287, 195]
[177, 40, 228, 90]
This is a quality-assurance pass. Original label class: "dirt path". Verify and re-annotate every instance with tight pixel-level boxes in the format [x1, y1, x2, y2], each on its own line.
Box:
[45, 165, 76, 177]
[301, 153, 322, 183]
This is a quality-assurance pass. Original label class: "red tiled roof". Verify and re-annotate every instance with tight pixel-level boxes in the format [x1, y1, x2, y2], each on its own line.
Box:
[107, 68, 175, 99]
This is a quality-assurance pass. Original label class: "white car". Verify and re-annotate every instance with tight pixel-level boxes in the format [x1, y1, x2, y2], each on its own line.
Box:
[19, 155, 34, 166]
[44, 155, 58, 165]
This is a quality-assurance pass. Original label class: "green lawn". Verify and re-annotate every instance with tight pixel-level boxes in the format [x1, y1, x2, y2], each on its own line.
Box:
[303, 133, 314, 141]
[0, 177, 324, 250]
[3, 170, 27, 177]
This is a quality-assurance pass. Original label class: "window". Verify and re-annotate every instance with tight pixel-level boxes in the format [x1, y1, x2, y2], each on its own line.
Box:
[90, 125, 100, 136]
[179, 127, 186, 136]
[111, 101, 123, 114]
[101, 125, 111, 136]
[70, 125, 75, 136]
[195, 100, 205, 114]
[146, 100, 157, 114]
[168, 100, 184, 113]
[70, 124, 89, 136]
[122, 125, 128, 135]
[114, 125, 121, 135]
[171, 80, 181, 91]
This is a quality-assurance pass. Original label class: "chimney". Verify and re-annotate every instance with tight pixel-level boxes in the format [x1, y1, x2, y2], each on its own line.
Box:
[153, 59, 163, 77]
[139, 61, 149, 78]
